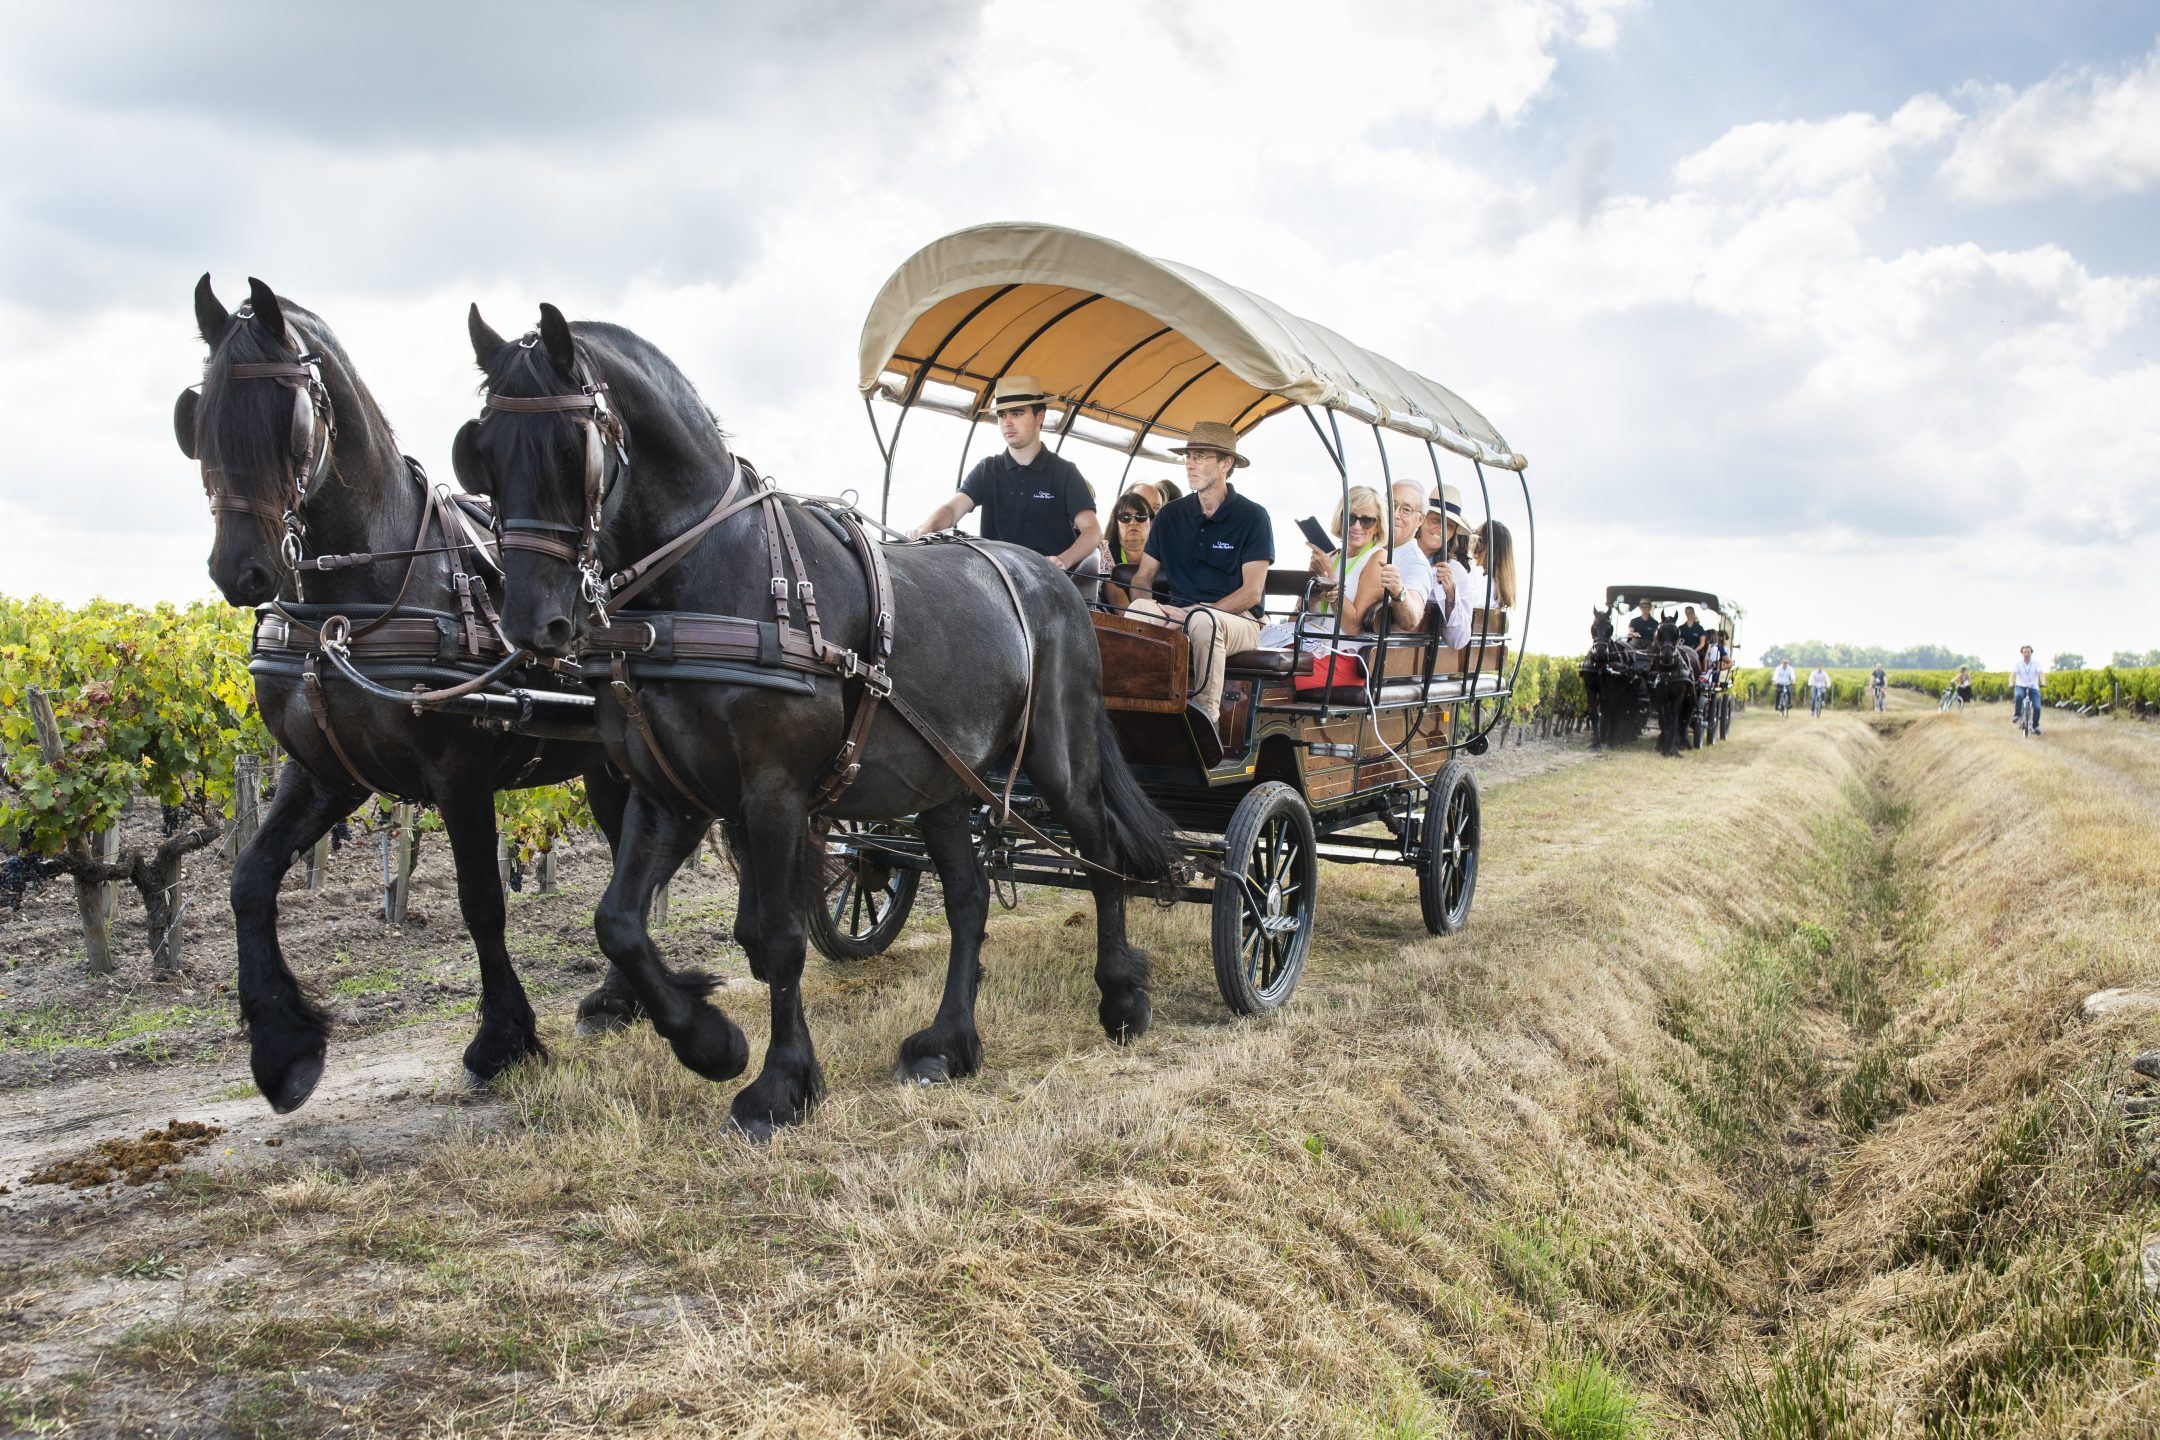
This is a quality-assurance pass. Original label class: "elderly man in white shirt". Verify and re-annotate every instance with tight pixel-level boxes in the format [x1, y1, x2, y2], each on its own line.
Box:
[2011, 645, 2044, 733]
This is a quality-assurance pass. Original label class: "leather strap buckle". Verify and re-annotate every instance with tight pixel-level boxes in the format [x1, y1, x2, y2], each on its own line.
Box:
[771, 576, 789, 598]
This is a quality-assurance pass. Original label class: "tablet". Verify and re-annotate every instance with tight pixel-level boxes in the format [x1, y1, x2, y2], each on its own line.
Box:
[1296, 516, 1335, 554]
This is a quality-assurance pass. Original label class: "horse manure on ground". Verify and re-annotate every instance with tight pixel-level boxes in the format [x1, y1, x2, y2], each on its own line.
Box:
[24, 1119, 225, 1190]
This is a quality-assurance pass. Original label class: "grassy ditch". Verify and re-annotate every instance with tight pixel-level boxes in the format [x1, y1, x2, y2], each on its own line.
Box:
[12, 712, 2159, 1436]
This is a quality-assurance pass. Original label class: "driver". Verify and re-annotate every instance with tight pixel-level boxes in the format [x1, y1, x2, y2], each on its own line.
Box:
[1124, 421, 1274, 725]
[907, 375, 1104, 586]
[1627, 599, 1658, 645]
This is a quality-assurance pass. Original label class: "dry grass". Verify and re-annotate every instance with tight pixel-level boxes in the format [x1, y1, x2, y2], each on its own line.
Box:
[16, 711, 2160, 1436]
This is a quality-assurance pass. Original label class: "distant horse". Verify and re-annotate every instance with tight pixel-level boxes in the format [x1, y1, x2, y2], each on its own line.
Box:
[1649, 616, 1701, 758]
[454, 304, 1180, 1137]
[1582, 609, 1636, 748]
[175, 276, 642, 1113]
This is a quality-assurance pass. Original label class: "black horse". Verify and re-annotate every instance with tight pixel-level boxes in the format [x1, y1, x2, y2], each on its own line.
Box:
[1649, 616, 1701, 758]
[176, 276, 644, 1112]
[1582, 609, 1636, 749]
[453, 305, 1179, 1136]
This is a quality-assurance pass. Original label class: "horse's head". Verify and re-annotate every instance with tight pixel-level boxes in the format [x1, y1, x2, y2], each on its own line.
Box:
[454, 303, 630, 658]
[1590, 608, 1613, 642]
[178, 275, 334, 607]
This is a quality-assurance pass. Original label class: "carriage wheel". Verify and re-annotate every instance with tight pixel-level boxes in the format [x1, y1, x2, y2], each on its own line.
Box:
[1697, 695, 1714, 748]
[1418, 760, 1482, 935]
[1719, 695, 1733, 739]
[1210, 782, 1317, 1015]
[807, 819, 920, 962]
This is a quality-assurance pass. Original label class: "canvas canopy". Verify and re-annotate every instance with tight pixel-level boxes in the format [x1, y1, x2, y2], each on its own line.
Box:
[859, 222, 1526, 471]
[1606, 586, 1740, 620]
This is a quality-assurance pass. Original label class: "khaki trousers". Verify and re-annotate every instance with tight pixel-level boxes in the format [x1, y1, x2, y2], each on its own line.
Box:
[1128, 599, 1263, 722]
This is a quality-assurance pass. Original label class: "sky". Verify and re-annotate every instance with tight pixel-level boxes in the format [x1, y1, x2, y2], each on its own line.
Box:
[2, 0, 2155, 666]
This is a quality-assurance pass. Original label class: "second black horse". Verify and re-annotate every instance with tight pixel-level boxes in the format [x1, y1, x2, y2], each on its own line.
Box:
[453, 305, 1179, 1136]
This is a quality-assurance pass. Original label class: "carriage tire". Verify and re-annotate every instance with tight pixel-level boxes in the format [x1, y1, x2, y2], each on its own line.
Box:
[807, 819, 920, 962]
[1210, 782, 1317, 1015]
[1418, 760, 1482, 936]
[1719, 697, 1733, 739]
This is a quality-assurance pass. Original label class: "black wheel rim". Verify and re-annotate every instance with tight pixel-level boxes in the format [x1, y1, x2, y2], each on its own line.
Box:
[1237, 811, 1308, 1000]
[825, 823, 903, 939]
[1438, 783, 1477, 915]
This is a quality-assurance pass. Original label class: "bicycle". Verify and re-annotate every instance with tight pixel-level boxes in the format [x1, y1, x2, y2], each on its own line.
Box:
[1775, 683, 1793, 716]
[1938, 686, 1963, 713]
[1808, 686, 1828, 718]
[1871, 681, 1887, 713]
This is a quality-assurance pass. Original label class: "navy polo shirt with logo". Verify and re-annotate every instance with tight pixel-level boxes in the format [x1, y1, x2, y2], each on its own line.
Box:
[1144, 485, 1275, 611]
[960, 448, 1095, 558]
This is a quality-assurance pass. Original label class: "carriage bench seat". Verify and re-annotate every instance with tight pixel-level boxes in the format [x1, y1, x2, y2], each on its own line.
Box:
[1225, 648, 1298, 676]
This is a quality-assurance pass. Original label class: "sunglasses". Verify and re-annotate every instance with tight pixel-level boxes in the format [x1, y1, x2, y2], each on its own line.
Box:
[1347, 514, 1381, 528]
[1114, 511, 1149, 524]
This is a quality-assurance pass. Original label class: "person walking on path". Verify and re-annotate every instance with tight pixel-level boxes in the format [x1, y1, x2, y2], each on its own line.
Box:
[2011, 645, 2044, 735]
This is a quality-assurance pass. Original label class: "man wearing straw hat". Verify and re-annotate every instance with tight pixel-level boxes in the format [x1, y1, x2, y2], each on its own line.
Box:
[1123, 421, 1274, 726]
[906, 375, 1104, 589]
[1418, 483, 1473, 650]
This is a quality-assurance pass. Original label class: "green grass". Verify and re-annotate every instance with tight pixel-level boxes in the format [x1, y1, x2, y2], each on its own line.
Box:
[329, 966, 402, 998]
[1716, 1332, 1885, 1440]
[0, 1000, 214, 1053]
[1530, 1353, 1651, 1439]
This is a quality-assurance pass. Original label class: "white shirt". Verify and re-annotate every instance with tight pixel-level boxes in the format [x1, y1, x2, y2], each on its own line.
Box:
[2012, 660, 2041, 687]
[1773, 663, 1795, 684]
[1808, 669, 1831, 690]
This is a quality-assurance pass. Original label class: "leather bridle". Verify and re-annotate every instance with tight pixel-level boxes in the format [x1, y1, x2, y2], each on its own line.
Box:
[194, 302, 336, 579]
[481, 334, 629, 620]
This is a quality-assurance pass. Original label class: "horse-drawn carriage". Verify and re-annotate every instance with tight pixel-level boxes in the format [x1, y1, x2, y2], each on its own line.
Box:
[1581, 585, 1740, 753]
[814, 222, 1533, 1013]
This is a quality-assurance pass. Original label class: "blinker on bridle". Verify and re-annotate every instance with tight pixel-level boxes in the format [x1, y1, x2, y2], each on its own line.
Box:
[193, 301, 336, 582]
[481, 331, 631, 623]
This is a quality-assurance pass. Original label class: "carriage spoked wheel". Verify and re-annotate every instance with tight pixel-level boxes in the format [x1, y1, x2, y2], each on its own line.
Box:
[807, 819, 920, 962]
[1418, 759, 1481, 936]
[1718, 695, 1733, 740]
[1211, 782, 1317, 1015]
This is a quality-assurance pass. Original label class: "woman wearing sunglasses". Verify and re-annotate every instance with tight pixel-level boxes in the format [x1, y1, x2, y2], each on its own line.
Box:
[1101, 490, 1158, 608]
[1269, 485, 1422, 646]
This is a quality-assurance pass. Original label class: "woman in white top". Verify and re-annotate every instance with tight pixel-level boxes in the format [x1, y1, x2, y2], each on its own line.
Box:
[1260, 486, 1417, 648]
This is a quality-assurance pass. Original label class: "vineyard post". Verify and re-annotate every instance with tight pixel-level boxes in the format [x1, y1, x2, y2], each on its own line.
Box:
[223, 753, 261, 862]
[382, 802, 415, 925]
[496, 835, 510, 895]
[306, 833, 329, 889]
[650, 872, 671, 925]
[97, 824, 121, 927]
[536, 845, 558, 895]
[27, 687, 113, 974]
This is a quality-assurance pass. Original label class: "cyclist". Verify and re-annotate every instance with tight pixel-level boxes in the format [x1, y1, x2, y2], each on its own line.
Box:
[2011, 646, 2043, 735]
[1807, 665, 1833, 717]
[1870, 664, 1887, 712]
[1953, 665, 1974, 711]
[1773, 659, 1796, 715]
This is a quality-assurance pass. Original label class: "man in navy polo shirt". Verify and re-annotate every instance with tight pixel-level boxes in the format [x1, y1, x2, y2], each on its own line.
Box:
[1125, 420, 1274, 724]
[907, 375, 1103, 589]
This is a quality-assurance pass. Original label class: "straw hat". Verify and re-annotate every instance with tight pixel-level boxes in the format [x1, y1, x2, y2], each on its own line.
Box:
[987, 375, 1052, 413]
[1426, 482, 1464, 519]
[1168, 420, 1251, 469]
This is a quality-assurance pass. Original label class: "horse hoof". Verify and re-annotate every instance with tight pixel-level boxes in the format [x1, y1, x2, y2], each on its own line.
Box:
[264, 1051, 325, 1115]
[1100, 991, 1152, 1045]
[728, 1113, 778, 1145]
[573, 1010, 636, 1040]
[904, 1055, 952, 1086]
[670, 1008, 750, 1083]
[463, 1066, 491, 1092]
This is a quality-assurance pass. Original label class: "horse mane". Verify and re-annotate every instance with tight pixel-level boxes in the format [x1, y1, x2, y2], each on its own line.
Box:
[476, 319, 730, 535]
[198, 299, 392, 500]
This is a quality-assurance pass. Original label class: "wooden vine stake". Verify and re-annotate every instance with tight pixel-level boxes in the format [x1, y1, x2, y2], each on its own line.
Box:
[27, 687, 112, 975]
[381, 802, 415, 926]
[536, 846, 559, 895]
[305, 833, 330, 890]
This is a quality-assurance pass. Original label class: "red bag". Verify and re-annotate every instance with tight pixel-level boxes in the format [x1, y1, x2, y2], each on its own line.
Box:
[1293, 651, 1367, 692]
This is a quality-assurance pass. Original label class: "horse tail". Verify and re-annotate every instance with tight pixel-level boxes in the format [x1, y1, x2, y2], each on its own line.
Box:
[1093, 707, 1181, 887]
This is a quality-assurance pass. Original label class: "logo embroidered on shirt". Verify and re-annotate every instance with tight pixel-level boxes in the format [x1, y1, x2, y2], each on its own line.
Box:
[1211, 540, 1236, 550]
[1032, 490, 1056, 501]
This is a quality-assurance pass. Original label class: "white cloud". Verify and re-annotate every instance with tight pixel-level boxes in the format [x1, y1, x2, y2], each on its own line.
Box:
[1942, 41, 2160, 201]
[1675, 96, 1958, 204]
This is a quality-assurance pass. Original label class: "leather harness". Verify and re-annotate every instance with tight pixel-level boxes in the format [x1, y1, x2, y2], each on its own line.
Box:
[481, 351, 1088, 868]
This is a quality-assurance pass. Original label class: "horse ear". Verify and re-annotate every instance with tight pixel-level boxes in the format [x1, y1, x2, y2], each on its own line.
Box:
[194, 273, 229, 344]
[173, 388, 200, 460]
[468, 304, 506, 367]
[246, 277, 289, 342]
[451, 419, 491, 496]
[537, 303, 575, 373]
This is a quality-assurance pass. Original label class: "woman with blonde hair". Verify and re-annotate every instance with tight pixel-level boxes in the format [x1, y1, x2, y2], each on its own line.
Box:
[1276, 484, 1418, 641]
